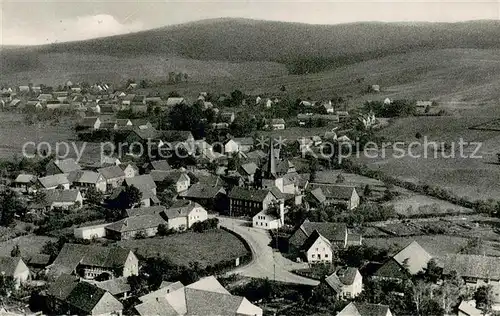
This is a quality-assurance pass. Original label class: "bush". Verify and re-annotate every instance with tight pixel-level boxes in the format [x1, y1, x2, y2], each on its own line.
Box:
[191, 218, 219, 233]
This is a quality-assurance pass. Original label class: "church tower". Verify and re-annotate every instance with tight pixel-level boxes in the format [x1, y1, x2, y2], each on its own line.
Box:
[262, 138, 284, 192]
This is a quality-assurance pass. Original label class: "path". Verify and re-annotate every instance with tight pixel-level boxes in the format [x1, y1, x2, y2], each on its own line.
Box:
[218, 217, 319, 286]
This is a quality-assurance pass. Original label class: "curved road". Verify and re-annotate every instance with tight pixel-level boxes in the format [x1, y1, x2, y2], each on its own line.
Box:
[218, 217, 319, 286]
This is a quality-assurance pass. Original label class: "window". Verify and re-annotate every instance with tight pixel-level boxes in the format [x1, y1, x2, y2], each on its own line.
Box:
[265, 223, 268, 226]
[316, 248, 319, 251]
[312, 254, 315, 258]
[325, 254, 328, 258]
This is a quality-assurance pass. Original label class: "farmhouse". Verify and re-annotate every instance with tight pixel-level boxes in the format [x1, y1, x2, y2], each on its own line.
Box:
[49, 243, 139, 279]
[46, 158, 82, 175]
[13, 174, 37, 193]
[163, 200, 208, 230]
[325, 267, 363, 299]
[374, 241, 432, 280]
[47, 274, 123, 316]
[69, 170, 107, 193]
[124, 175, 158, 207]
[134, 276, 262, 316]
[105, 214, 166, 240]
[239, 162, 259, 184]
[91, 276, 131, 300]
[37, 174, 70, 190]
[0, 257, 30, 289]
[179, 181, 227, 211]
[306, 183, 360, 210]
[151, 169, 190, 193]
[45, 189, 83, 210]
[74, 223, 110, 240]
[288, 220, 348, 252]
[224, 139, 240, 155]
[229, 186, 280, 217]
[253, 204, 284, 230]
[301, 230, 333, 263]
[338, 302, 393, 316]
[98, 165, 126, 189]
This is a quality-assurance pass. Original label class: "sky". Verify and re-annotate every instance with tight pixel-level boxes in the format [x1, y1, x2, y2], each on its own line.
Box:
[1, 0, 499, 45]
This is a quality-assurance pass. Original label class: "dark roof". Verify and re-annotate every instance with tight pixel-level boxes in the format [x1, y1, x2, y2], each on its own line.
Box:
[26, 253, 51, 266]
[180, 182, 225, 200]
[373, 258, 410, 280]
[125, 175, 157, 199]
[158, 130, 193, 142]
[47, 273, 79, 301]
[307, 183, 356, 200]
[290, 220, 347, 247]
[300, 230, 331, 251]
[51, 158, 82, 173]
[126, 205, 166, 217]
[98, 165, 125, 180]
[38, 174, 70, 188]
[106, 214, 166, 233]
[50, 244, 132, 276]
[150, 160, 171, 171]
[228, 187, 274, 203]
[66, 282, 108, 314]
[45, 189, 81, 204]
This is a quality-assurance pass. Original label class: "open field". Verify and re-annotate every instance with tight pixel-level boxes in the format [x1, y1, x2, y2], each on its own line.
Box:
[384, 191, 472, 217]
[118, 230, 249, 267]
[0, 235, 56, 258]
[364, 235, 500, 257]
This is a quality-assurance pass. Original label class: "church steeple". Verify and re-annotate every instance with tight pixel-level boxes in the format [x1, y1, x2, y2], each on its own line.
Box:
[266, 138, 277, 179]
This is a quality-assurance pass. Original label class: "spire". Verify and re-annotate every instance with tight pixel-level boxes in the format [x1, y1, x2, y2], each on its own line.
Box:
[266, 138, 277, 179]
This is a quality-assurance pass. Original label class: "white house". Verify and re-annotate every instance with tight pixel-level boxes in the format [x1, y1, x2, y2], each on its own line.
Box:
[0, 257, 30, 289]
[74, 223, 110, 240]
[270, 118, 285, 130]
[302, 230, 333, 263]
[163, 200, 208, 230]
[252, 203, 284, 230]
[45, 189, 83, 210]
[224, 139, 240, 155]
[325, 267, 363, 299]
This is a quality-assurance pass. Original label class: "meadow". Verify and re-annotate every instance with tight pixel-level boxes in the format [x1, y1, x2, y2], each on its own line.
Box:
[118, 230, 249, 267]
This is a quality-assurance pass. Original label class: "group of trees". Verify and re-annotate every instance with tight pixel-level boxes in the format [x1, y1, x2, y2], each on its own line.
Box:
[364, 99, 416, 117]
[0, 189, 26, 227]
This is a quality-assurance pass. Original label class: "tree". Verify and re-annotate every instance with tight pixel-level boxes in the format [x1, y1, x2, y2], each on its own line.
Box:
[86, 187, 104, 205]
[10, 245, 20, 257]
[422, 259, 441, 283]
[474, 285, 493, 314]
[121, 185, 142, 209]
[230, 90, 244, 107]
[335, 173, 345, 184]
[0, 274, 15, 299]
[363, 184, 371, 198]
[0, 189, 24, 227]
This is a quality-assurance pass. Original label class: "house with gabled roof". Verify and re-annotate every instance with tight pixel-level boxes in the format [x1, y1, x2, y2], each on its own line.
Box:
[45, 189, 83, 210]
[106, 214, 166, 240]
[151, 169, 190, 193]
[179, 181, 227, 212]
[125, 205, 166, 217]
[0, 256, 30, 289]
[374, 241, 432, 281]
[114, 119, 132, 130]
[69, 170, 107, 193]
[325, 267, 362, 299]
[124, 175, 158, 207]
[233, 137, 254, 152]
[306, 183, 360, 210]
[145, 159, 171, 172]
[134, 276, 262, 316]
[47, 274, 123, 315]
[252, 203, 284, 230]
[46, 158, 82, 175]
[90, 276, 131, 300]
[301, 230, 333, 263]
[288, 219, 348, 253]
[48, 243, 138, 280]
[13, 174, 37, 193]
[98, 165, 126, 189]
[79, 117, 101, 130]
[229, 186, 281, 217]
[166, 97, 186, 107]
[338, 302, 392, 316]
[37, 174, 70, 190]
[239, 162, 258, 184]
[163, 200, 208, 231]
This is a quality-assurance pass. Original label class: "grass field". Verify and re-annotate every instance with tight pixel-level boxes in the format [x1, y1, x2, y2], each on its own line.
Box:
[384, 192, 472, 216]
[0, 235, 56, 258]
[118, 230, 248, 267]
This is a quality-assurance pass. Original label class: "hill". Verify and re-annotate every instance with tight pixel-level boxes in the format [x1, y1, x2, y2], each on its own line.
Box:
[1, 18, 500, 85]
